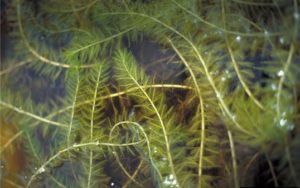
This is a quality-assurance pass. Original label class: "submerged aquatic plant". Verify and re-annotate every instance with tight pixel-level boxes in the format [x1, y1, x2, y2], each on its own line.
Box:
[1, 0, 299, 187]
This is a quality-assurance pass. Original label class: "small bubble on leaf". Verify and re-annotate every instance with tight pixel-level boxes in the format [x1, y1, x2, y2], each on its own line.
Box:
[279, 118, 287, 127]
[277, 70, 284, 77]
[294, 12, 299, 20]
[279, 37, 284, 44]
[37, 167, 46, 174]
[264, 30, 269, 37]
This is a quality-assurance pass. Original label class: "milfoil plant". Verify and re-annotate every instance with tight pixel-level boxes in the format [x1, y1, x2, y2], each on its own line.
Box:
[0, 0, 299, 187]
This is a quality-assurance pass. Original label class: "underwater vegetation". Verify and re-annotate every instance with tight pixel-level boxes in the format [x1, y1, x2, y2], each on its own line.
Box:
[0, 0, 300, 187]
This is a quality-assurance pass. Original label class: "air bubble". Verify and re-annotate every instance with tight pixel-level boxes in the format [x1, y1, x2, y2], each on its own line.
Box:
[163, 174, 178, 187]
[294, 12, 299, 20]
[277, 70, 284, 77]
[287, 123, 295, 130]
[128, 108, 135, 118]
[110, 182, 115, 187]
[236, 36, 241, 42]
[278, 118, 295, 130]
[37, 167, 45, 174]
[279, 37, 284, 44]
[279, 119, 287, 127]
[216, 92, 223, 99]
[264, 30, 269, 37]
